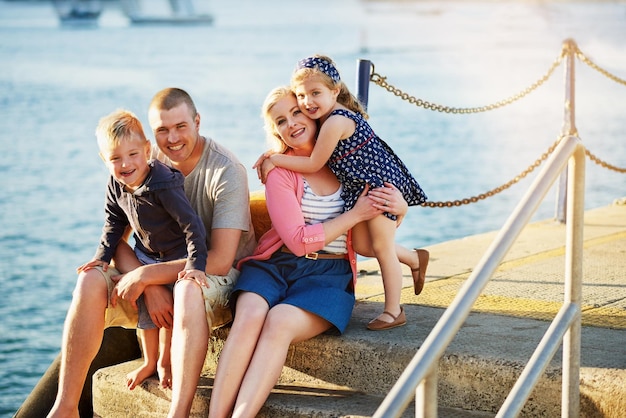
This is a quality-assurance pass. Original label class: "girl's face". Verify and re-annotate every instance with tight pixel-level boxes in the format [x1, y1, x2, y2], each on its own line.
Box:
[270, 94, 317, 156]
[293, 75, 340, 121]
[100, 136, 151, 192]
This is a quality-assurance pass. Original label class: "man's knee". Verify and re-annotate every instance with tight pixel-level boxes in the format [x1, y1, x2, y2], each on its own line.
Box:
[73, 269, 108, 303]
[173, 280, 205, 316]
[174, 278, 204, 303]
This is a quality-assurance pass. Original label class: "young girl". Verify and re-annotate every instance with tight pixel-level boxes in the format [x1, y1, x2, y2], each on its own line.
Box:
[266, 55, 429, 331]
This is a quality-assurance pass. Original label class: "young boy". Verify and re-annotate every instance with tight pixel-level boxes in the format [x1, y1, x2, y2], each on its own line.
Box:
[78, 109, 208, 390]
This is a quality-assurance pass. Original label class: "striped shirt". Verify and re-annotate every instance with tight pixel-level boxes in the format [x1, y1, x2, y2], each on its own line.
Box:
[302, 180, 348, 254]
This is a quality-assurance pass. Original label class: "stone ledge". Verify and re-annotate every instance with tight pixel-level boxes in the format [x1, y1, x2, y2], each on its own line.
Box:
[94, 300, 626, 417]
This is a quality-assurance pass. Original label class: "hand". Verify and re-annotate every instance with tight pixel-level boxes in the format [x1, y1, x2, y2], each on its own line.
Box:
[177, 268, 208, 289]
[351, 185, 384, 222]
[257, 157, 276, 184]
[76, 259, 108, 273]
[109, 268, 146, 311]
[143, 285, 174, 329]
[368, 182, 408, 225]
[252, 151, 276, 176]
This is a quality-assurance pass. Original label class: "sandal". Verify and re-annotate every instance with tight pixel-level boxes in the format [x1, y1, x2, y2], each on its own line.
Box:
[412, 249, 429, 295]
[367, 307, 406, 331]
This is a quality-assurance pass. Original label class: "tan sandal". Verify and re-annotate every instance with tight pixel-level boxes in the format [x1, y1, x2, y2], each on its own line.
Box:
[367, 307, 406, 331]
[412, 249, 429, 295]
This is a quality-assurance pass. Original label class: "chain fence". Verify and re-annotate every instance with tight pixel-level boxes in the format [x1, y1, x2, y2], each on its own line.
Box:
[368, 41, 626, 207]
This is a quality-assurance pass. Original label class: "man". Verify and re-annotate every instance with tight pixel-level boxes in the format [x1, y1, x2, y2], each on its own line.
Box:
[47, 88, 256, 418]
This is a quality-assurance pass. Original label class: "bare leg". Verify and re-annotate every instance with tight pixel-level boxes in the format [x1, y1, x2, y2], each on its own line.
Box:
[167, 280, 209, 418]
[112, 240, 142, 273]
[47, 269, 109, 418]
[126, 329, 158, 390]
[352, 223, 421, 272]
[209, 293, 269, 418]
[158, 327, 172, 389]
[231, 304, 331, 418]
[367, 215, 403, 322]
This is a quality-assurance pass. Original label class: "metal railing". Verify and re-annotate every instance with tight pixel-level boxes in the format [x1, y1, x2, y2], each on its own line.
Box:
[371, 135, 585, 417]
[353, 39, 598, 417]
[355, 39, 624, 222]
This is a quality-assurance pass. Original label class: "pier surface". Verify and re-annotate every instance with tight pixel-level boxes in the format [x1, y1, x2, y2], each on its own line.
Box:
[93, 201, 626, 417]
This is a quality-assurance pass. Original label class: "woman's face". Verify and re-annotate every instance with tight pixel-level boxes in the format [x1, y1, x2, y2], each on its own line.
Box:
[269, 94, 317, 156]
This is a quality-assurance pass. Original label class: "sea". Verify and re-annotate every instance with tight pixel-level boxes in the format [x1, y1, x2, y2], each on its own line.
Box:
[1, 0, 625, 415]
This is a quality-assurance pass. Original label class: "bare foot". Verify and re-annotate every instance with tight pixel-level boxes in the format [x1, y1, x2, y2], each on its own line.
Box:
[126, 363, 157, 390]
[158, 361, 172, 389]
[47, 404, 80, 418]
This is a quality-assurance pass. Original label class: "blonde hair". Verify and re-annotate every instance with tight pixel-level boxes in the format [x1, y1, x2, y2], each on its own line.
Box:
[95, 109, 148, 152]
[291, 54, 369, 119]
[261, 86, 295, 154]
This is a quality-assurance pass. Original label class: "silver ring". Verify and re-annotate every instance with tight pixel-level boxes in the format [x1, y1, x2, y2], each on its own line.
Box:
[384, 200, 388, 206]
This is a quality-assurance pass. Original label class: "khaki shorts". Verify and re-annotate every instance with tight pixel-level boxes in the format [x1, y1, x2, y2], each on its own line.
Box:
[180, 267, 240, 330]
[99, 265, 240, 331]
[94, 266, 140, 329]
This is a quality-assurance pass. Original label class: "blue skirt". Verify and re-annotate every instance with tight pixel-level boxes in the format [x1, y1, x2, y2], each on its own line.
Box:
[232, 251, 355, 334]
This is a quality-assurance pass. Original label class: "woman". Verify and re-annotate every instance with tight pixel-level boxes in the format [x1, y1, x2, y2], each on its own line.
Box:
[207, 87, 415, 418]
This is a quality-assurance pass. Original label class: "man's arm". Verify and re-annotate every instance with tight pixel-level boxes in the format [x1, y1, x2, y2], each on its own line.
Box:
[111, 241, 181, 328]
[113, 258, 184, 302]
[205, 228, 242, 276]
[112, 258, 182, 328]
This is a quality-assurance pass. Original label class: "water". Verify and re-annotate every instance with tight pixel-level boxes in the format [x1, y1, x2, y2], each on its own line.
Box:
[1, 0, 625, 415]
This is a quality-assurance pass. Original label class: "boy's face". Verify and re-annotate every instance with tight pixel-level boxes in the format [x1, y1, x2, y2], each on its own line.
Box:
[100, 135, 151, 192]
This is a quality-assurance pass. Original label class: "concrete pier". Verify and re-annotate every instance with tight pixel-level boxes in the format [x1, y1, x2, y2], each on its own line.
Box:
[92, 201, 626, 417]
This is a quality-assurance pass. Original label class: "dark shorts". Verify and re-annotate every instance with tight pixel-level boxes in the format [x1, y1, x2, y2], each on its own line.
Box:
[232, 251, 355, 334]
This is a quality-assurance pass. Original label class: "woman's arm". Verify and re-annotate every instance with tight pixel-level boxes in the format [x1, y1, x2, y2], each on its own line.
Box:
[319, 186, 382, 242]
[265, 169, 381, 255]
[269, 115, 353, 173]
[264, 169, 324, 254]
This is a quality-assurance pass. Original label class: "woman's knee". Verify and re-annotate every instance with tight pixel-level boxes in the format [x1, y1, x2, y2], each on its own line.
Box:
[263, 306, 302, 336]
[233, 293, 269, 326]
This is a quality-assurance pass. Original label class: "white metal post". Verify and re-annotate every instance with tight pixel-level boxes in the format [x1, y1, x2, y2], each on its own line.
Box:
[416, 368, 438, 418]
[555, 39, 578, 223]
[562, 142, 584, 417]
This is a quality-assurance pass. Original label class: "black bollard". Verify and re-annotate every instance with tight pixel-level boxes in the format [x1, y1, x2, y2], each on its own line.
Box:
[14, 327, 141, 418]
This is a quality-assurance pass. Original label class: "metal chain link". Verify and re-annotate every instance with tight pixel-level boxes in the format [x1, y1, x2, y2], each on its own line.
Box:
[585, 148, 626, 173]
[367, 41, 625, 207]
[421, 138, 561, 207]
[571, 43, 626, 173]
[574, 45, 626, 86]
[369, 49, 566, 114]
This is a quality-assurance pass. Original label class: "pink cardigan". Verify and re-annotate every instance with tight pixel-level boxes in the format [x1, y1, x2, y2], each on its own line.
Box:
[237, 167, 358, 285]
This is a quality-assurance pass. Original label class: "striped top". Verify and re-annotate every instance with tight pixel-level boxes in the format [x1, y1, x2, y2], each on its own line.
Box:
[301, 180, 347, 254]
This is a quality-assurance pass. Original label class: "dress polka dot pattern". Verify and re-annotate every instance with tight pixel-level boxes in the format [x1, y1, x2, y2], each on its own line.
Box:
[327, 109, 427, 221]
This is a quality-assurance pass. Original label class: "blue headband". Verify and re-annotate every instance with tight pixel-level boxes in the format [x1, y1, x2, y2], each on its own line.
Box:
[295, 57, 341, 84]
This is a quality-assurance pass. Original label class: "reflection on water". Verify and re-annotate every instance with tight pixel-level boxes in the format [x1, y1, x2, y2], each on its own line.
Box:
[1, 0, 625, 415]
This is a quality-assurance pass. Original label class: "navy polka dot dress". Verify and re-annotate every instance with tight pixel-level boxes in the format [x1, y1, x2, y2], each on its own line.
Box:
[327, 109, 427, 221]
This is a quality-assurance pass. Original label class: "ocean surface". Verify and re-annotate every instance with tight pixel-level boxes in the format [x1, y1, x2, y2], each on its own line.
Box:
[1, 0, 625, 415]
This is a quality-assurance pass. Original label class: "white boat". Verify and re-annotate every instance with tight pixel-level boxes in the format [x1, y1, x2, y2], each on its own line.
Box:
[121, 0, 214, 25]
[53, 0, 102, 26]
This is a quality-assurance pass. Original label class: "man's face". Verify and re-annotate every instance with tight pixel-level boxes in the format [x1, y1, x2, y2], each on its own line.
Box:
[149, 102, 200, 164]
